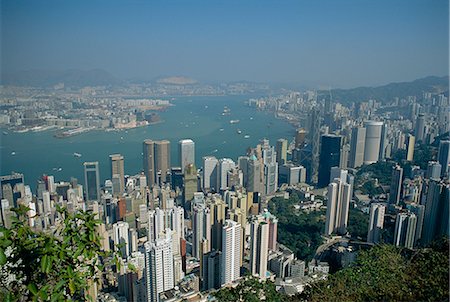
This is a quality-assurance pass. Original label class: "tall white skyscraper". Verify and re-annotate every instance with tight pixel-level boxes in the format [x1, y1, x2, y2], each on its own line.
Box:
[217, 158, 235, 191]
[202, 156, 218, 192]
[221, 220, 241, 285]
[192, 204, 211, 259]
[325, 177, 351, 236]
[179, 139, 195, 173]
[262, 141, 278, 195]
[349, 126, 366, 168]
[367, 203, 386, 243]
[144, 232, 174, 302]
[113, 221, 130, 258]
[394, 212, 417, 249]
[363, 121, 383, 164]
[249, 217, 269, 279]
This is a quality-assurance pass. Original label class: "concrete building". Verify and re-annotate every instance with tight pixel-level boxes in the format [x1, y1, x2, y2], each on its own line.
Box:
[363, 121, 383, 164]
[84, 162, 100, 202]
[426, 161, 442, 179]
[325, 177, 351, 236]
[202, 156, 218, 192]
[367, 203, 386, 243]
[221, 220, 241, 285]
[389, 165, 403, 205]
[393, 212, 417, 249]
[437, 140, 450, 177]
[276, 139, 288, 165]
[110, 154, 125, 195]
[144, 232, 174, 302]
[249, 217, 269, 279]
[179, 139, 195, 173]
[405, 134, 415, 161]
[113, 221, 130, 258]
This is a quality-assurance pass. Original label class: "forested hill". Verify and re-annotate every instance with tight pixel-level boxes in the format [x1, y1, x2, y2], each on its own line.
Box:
[319, 76, 449, 104]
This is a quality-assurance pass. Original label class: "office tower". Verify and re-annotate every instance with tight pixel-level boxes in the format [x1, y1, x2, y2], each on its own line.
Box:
[143, 140, 156, 188]
[179, 139, 195, 173]
[415, 114, 426, 142]
[217, 158, 235, 191]
[295, 129, 307, 148]
[110, 154, 125, 195]
[393, 212, 417, 249]
[202, 250, 222, 290]
[318, 134, 342, 188]
[202, 156, 218, 192]
[113, 221, 130, 258]
[154, 140, 171, 184]
[437, 140, 450, 177]
[144, 232, 174, 302]
[363, 121, 383, 164]
[389, 165, 403, 205]
[0, 173, 24, 208]
[210, 197, 226, 251]
[238, 156, 249, 187]
[422, 181, 449, 245]
[367, 203, 386, 243]
[250, 218, 269, 279]
[325, 177, 351, 235]
[405, 134, 415, 161]
[183, 163, 198, 203]
[220, 220, 241, 285]
[279, 164, 305, 185]
[192, 204, 211, 259]
[84, 162, 100, 202]
[276, 139, 288, 165]
[407, 204, 425, 245]
[261, 140, 278, 194]
[308, 108, 321, 184]
[378, 123, 388, 161]
[426, 161, 442, 179]
[340, 144, 350, 169]
[247, 156, 264, 193]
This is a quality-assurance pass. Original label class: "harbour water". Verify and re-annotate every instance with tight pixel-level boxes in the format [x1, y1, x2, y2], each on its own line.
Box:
[0, 95, 295, 185]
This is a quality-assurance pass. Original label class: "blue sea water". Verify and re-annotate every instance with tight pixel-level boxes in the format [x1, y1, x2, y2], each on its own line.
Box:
[0, 95, 295, 186]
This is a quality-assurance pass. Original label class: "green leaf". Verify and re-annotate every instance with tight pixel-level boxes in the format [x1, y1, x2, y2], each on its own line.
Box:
[69, 279, 76, 294]
[0, 249, 6, 265]
[27, 283, 38, 296]
[41, 255, 48, 273]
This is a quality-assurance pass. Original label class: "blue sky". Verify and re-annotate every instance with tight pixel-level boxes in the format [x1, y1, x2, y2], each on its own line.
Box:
[1, 0, 448, 87]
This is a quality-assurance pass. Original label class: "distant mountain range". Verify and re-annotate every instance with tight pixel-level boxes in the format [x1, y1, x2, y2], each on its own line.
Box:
[1, 69, 122, 88]
[320, 76, 449, 104]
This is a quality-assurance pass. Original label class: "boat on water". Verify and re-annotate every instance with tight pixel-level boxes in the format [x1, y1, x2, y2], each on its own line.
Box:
[212, 149, 218, 153]
[2, 131, 8, 135]
[219, 128, 224, 131]
[73, 152, 82, 158]
[244, 135, 250, 139]
[11, 151, 16, 155]
[237, 129, 242, 134]
[230, 120, 240, 124]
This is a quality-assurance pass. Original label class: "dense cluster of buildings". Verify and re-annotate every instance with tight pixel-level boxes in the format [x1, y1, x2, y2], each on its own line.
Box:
[1, 89, 449, 301]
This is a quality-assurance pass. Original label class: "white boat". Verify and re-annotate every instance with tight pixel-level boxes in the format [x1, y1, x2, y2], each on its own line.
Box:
[219, 128, 224, 132]
[73, 152, 82, 158]
[230, 120, 240, 124]
[11, 151, 16, 155]
[237, 129, 242, 134]
[244, 135, 250, 139]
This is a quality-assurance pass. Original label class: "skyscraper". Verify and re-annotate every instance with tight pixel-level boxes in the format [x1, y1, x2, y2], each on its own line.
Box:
[110, 154, 125, 195]
[249, 218, 269, 279]
[217, 158, 235, 191]
[113, 221, 130, 258]
[144, 232, 174, 302]
[143, 140, 156, 188]
[367, 203, 386, 243]
[192, 204, 211, 259]
[393, 212, 417, 249]
[363, 121, 383, 164]
[0, 173, 24, 208]
[325, 177, 351, 236]
[389, 165, 403, 205]
[275, 139, 288, 165]
[154, 140, 171, 184]
[422, 180, 449, 245]
[308, 108, 321, 184]
[318, 134, 342, 188]
[202, 156, 218, 192]
[426, 161, 442, 179]
[437, 140, 450, 177]
[221, 220, 241, 285]
[84, 162, 100, 202]
[405, 134, 415, 161]
[247, 155, 264, 193]
[295, 128, 307, 148]
[179, 139, 195, 173]
[415, 114, 426, 142]
[183, 163, 198, 203]
[262, 141, 278, 194]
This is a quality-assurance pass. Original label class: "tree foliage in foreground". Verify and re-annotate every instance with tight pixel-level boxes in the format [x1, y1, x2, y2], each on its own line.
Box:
[294, 239, 449, 302]
[212, 276, 284, 302]
[0, 205, 115, 301]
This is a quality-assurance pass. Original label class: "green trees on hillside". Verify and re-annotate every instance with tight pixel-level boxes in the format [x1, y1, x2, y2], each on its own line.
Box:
[295, 239, 449, 302]
[0, 205, 114, 301]
[212, 276, 283, 302]
[268, 197, 325, 261]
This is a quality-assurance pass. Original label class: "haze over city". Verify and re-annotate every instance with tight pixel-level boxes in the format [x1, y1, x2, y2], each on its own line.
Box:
[2, 0, 449, 88]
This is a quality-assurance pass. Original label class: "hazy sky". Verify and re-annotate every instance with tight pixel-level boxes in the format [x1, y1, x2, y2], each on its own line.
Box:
[1, 0, 449, 87]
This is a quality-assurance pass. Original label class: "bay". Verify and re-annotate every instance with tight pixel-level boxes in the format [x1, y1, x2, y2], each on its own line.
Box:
[0, 95, 295, 186]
